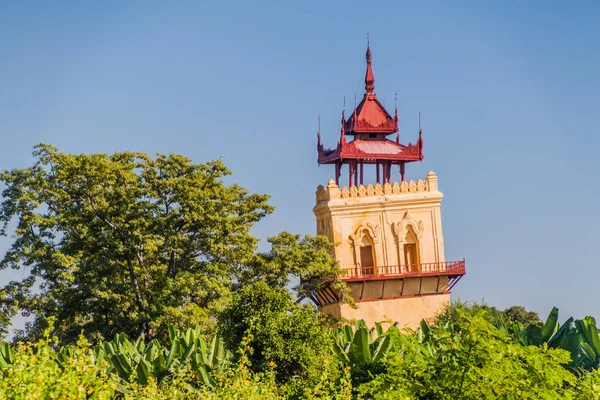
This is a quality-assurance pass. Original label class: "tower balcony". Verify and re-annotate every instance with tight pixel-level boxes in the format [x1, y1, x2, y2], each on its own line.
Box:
[313, 260, 465, 308]
[341, 259, 465, 288]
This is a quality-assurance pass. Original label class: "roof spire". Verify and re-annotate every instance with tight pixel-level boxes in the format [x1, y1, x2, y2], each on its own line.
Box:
[418, 111, 424, 153]
[317, 114, 322, 147]
[365, 35, 375, 93]
[340, 97, 346, 137]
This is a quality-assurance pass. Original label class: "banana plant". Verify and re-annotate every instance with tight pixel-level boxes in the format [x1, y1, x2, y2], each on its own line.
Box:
[494, 307, 560, 346]
[332, 320, 400, 365]
[92, 324, 232, 387]
[493, 307, 600, 372]
[0, 342, 15, 368]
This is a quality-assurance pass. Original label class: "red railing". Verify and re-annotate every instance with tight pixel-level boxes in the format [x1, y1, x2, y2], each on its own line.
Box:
[340, 259, 466, 280]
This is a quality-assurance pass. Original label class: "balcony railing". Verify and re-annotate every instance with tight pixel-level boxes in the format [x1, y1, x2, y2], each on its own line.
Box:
[340, 259, 466, 280]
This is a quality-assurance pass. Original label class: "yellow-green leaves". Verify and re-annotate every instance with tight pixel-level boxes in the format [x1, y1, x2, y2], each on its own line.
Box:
[0, 144, 272, 344]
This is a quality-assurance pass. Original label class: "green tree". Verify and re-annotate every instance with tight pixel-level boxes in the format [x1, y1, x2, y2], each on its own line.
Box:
[0, 144, 273, 343]
[219, 232, 349, 395]
[219, 281, 341, 391]
[237, 231, 349, 302]
[501, 305, 541, 326]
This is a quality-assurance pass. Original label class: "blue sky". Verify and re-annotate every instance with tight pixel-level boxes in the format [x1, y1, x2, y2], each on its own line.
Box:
[1, 1, 599, 333]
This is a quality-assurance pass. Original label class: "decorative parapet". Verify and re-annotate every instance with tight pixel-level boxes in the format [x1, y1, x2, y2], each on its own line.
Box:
[316, 171, 439, 202]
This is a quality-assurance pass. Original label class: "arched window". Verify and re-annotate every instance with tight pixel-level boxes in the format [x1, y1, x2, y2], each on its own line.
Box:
[403, 227, 420, 271]
[359, 230, 375, 275]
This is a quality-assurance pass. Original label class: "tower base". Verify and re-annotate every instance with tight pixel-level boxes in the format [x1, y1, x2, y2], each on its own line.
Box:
[321, 293, 449, 329]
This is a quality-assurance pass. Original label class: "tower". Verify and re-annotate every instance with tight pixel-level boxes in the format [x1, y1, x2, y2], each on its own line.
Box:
[313, 44, 466, 328]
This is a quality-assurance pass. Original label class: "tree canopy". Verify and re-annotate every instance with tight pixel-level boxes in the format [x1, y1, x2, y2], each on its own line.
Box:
[0, 143, 276, 342]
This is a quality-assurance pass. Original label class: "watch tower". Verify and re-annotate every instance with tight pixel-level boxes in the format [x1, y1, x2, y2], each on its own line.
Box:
[313, 44, 466, 328]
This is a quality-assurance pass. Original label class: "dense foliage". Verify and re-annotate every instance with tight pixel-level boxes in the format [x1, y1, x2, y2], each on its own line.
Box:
[2, 305, 600, 399]
[0, 145, 347, 345]
[0, 144, 274, 342]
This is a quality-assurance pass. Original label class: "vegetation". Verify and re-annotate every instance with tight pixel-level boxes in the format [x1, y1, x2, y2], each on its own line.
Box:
[494, 306, 600, 372]
[1, 145, 599, 398]
[0, 144, 345, 345]
[2, 306, 600, 399]
[0, 144, 274, 342]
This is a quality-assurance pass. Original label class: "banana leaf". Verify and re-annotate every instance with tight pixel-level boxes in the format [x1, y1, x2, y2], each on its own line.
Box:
[371, 333, 394, 363]
[111, 354, 133, 381]
[525, 325, 542, 346]
[136, 358, 151, 385]
[548, 317, 574, 348]
[541, 307, 559, 343]
[349, 327, 371, 364]
[576, 317, 600, 359]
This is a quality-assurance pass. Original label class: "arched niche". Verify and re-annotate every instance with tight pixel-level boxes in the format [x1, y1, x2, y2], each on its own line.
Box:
[403, 226, 420, 270]
[349, 223, 380, 275]
[391, 212, 424, 271]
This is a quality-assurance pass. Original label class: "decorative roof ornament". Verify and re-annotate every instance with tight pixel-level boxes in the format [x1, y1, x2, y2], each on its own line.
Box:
[365, 42, 375, 93]
[339, 41, 399, 135]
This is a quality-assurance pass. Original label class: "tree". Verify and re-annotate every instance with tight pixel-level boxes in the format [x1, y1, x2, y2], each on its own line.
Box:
[0, 144, 273, 343]
[237, 231, 349, 302]
[219, 232, 348, 393]
[501, 305, 541, 326]
[219, 282, 340, 390]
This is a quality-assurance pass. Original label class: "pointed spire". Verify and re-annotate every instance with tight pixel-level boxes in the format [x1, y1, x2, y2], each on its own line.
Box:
[365, 35, 375, 93]
[339, 98, 347, 145]
[340, 97, 346, 135]
[317, 114, 321, 145]
[418, 111, 424, 153]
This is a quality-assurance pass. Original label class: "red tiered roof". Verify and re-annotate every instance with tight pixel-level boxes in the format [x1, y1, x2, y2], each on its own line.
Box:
[318, 139, 422, 164]
[344, 94, 398, 134]
[344, 45, 398, 135]
[317, 44, 423, 168]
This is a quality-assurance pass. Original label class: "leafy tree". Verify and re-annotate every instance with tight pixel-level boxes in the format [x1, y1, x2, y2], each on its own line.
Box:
[0, 144, 273, 343]
[501, 305, 541, 326]
[237, 231, 349, 302]
[219, 281, 340, 391]
[219, 233, 349, 393]
[434, 301, 541, 328]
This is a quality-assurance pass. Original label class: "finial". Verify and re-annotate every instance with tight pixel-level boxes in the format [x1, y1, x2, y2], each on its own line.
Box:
[364, 39, 375, 93]
[340, 100, 346, 136]
[394, 93, 398, 122]
[418, 112, 424, 153]
[318, 114, 321, 135]
[366, 34, 372, 65]
[317, 114, 321, 145]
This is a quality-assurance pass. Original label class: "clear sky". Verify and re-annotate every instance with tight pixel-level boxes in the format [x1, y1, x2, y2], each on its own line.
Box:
[1, 1, 599, 333]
